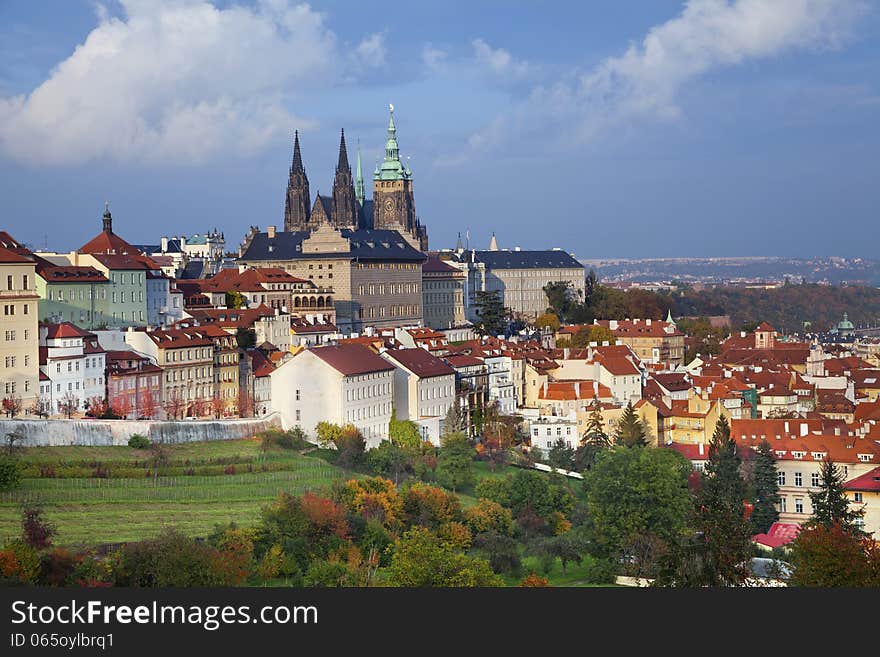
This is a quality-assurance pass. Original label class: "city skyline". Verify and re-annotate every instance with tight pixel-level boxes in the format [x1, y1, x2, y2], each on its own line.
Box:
[1, 0, 878, 258]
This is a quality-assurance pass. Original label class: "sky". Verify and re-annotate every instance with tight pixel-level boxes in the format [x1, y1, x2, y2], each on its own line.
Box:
[0, 0, 878, 260]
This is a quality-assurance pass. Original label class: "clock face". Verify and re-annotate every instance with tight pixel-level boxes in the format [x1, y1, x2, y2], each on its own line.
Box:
[383, 198, 395, 216]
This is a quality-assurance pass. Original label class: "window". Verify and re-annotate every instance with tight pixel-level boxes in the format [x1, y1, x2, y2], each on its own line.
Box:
[795, 498, 804, 514]
[794, 472, 802, 487]
[854, 492, 863, 503]
[6, 275, 12, 290]
[811, 472, 819, 487]
[295, 389, 300, 401]
[777, 472, 786, 486]
[295, 410, 301, 422]
[779, 497, 786, 513]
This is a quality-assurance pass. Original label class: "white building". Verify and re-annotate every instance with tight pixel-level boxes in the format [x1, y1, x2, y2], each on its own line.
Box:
[485, 355, 516, 415]
[529, 411, 579, 454]
[38, 322, 106, 414]
[379, 347, 457, 445]
[270, 343, 395, 448]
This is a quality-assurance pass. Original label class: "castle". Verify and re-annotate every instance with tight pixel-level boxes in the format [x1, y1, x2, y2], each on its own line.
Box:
[283, 106, 428, 251]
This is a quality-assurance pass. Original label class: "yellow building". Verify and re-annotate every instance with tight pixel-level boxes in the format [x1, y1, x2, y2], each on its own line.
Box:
[577, 400, 661, 447]
[844, 466, 880, 538]
[654, 392, 726, 445]
[0, 234, 39, 411]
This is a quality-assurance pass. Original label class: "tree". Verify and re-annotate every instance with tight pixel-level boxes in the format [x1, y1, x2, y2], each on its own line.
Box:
[547, 438, 575, 470]
[29, 397, 50, 419]
[211, 396, 227, 419]
[543, 281, 577, 321]
[443, 397, 464, 435]
[385, 526, 503, 587]
[584, 446, 692, 576]
[139, 387, 156, 419]
[613, 402, 647, 448]
[367, 441, 415, 485]
[225, 290, 247, 309]
[58, 392, 79, 419]
[571, 325, 616, 348]
[2, 395, 22, 418]
[472, 290, 507, 337]
[163, 391, 185, 420]
[789, 522, 879, 587]
[533, 532, 587, 576]
[749, 441, 780, 535]
[582, 402, 610, 447]
[21, 504, 56, 550]
[535, 312, 561, 333]
[807, 459, 865, 534]
[389, 411, 423, 450]
[235, 327, 257, 350]
[689, 415, 752, 586]
[436, 432, 475, 493]
[0, 456, 21, 492]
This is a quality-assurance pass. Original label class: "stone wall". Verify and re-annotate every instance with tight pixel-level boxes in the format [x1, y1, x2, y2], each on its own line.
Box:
[0, 413, 283, 447]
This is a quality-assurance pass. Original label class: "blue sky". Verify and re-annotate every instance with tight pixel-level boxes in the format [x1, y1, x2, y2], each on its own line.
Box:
[0, 0, 878, 259]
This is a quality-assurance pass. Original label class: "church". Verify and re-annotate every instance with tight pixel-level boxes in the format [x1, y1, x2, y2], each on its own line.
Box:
[238, 107, 429, 332]
[282, 106, 428, 251]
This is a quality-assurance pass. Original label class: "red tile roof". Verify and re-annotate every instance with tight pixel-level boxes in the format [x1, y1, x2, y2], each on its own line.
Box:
[310, 343, 396, 376]
[844, 466, 880, 492]
[444, 354, 484, 368]
[752, 522, 800, 549]
[382, 348, 455, 378]
[79, 229, 141, 256]
[538, 380, 612, 401]
[0, 245, 32, 264]
[422, 256, 462, 273]
[596, 355, 640, 376]
[44, 322, 92, 339]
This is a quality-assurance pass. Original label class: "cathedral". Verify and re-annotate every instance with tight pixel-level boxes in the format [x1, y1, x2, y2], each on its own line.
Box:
[283, 106, 428, 251]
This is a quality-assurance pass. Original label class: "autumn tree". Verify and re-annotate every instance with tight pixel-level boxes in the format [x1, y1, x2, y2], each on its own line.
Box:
[211, 396, 227, 419]
[749, 441, 781, 535]
[58, 392, 79, 419]
[789, 522, 879, 587]
[163, 392, 185, 420]
[21, 504, 56, 550]
[139, 388, 156, 419]
[535, 312, 561, 333]
[571, 325, 616, 348]
[2, 395, 22, 418]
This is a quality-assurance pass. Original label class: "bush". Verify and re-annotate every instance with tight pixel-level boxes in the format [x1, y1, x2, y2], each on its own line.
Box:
[0, 456, 22, 492]
[583, 557, 618, 585]
[260, 428, 309, 451]
[128, 434, 151, 449]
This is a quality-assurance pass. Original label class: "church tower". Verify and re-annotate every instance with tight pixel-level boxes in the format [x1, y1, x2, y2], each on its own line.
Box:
[330, 129, 359, 231]
[284, 130, 311, 232]
[373, 105, 426, 249]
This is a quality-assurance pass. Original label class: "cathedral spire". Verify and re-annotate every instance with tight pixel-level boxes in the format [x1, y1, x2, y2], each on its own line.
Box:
[284, 129, 311, 231]
[355, 139, 365, 206]
[102, 201, 112, 233]
[337, 128, 350, 172]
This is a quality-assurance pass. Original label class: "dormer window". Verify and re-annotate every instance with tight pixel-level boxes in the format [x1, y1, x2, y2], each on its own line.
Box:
[792, 451, 806, 460]
[857, 454, 873, 463]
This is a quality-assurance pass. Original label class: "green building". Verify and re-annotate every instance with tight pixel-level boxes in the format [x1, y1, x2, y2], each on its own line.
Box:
[34, 255, 110, 329]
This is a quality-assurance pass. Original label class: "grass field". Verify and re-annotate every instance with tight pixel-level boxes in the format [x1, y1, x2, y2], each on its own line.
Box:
[0, 439, 355, 547]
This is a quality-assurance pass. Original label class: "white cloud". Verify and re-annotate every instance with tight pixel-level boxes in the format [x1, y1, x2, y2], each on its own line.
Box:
[421, 44, 447, 73]
[355, 32, 387, 68]
[471, 38, 531, 78]
[0, 1, 350, 165]
[450, 0, 864, 161]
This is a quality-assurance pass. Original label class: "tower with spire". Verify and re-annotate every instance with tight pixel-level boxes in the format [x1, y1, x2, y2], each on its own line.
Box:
[355, 140, 365, 207]
[284, 130, 311, 232]
[372, 104, 426, 249]
[330, 129, 359, 231]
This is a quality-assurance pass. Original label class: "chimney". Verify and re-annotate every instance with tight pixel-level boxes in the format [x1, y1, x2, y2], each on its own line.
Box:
[698, 443, 704, 456]
[800, 423, 808, 437]
[160, 236, 168, 252]
[542, 381, 548, 397]
[784, 421, 789, 434]
[593, 380, 598, 397]
[634, 318, 640, 324]
[563, 347, 570, 360]
[646, 318, 651, 326]
[609, 320, 618, 330]
[267, 225, 276, 239]
[575, 382, 580, 398]
[740, 331, 746, 338]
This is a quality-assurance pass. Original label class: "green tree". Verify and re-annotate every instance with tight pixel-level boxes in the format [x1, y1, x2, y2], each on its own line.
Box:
[613, 402, 647, 448]
[532, 531, 587, 576]
[436, 432, 475, 493]
[584, 446, 692, 576]
[543, 281, 578, 321]
[225, 290, 247, 309]
[235, 326, 257, 349]
[749, 441, 780, 535]
[472, 290, 508, 336]
[385, 526, 503, 586]
[388, 411, 423, 450]
[690, 415, 752, 586]
[0, 456, 21, 492]
[547, 438, 575, 470]
[443, 397, 464, 434]
[367, 441, 415, 485]
[807, 459, 865, 534]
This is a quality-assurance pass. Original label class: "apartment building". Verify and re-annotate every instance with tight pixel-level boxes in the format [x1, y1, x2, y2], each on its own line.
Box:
[0, 237, 39, 409]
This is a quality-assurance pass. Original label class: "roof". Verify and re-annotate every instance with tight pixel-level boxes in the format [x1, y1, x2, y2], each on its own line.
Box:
[455, 249, 583, 270]
[147, 328, 215, 349]
[44, 322, 92, 339]
[422, 257, 462, 274]
[756, 322, 776, 332]
[596, 355, 641, 376]
[240, 229, 427, 262]
[538, 380, 612, 401]
[444, 354, 485, 368]
[652, 373, 692, 392]
[665, 442, 710, 461]
[33, 255, 108, 283]
[88, 253, 158, 271]
[309, 343, 396, 376]
[843, 466, 880, 493]
[0, 245, 32, 264]
[596, 319, 684, 338]
[291, 318, 338, 334]
[79, 229, 141, 256]
[751, 523, 800, 549]
[382, 348, 456, 378]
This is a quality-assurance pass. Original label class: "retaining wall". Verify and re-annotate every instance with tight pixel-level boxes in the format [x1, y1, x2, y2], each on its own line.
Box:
[0, 414, 283, 447]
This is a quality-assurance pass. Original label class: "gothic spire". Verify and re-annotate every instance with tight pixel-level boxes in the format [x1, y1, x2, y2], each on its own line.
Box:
[355, 139, 365, 206]
[291, 130, 304, 173]
[284, 129, 310, 231]
[336, 128, 350, 172]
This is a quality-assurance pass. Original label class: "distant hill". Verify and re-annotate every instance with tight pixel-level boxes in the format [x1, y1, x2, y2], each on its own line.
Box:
[669, 283, 880, 334]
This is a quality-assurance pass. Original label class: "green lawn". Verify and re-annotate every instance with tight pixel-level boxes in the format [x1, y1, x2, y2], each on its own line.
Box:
[0, 440, 356, 547]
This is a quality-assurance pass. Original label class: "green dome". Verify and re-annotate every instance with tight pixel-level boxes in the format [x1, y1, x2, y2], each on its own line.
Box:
[837, 313, 854, 330]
